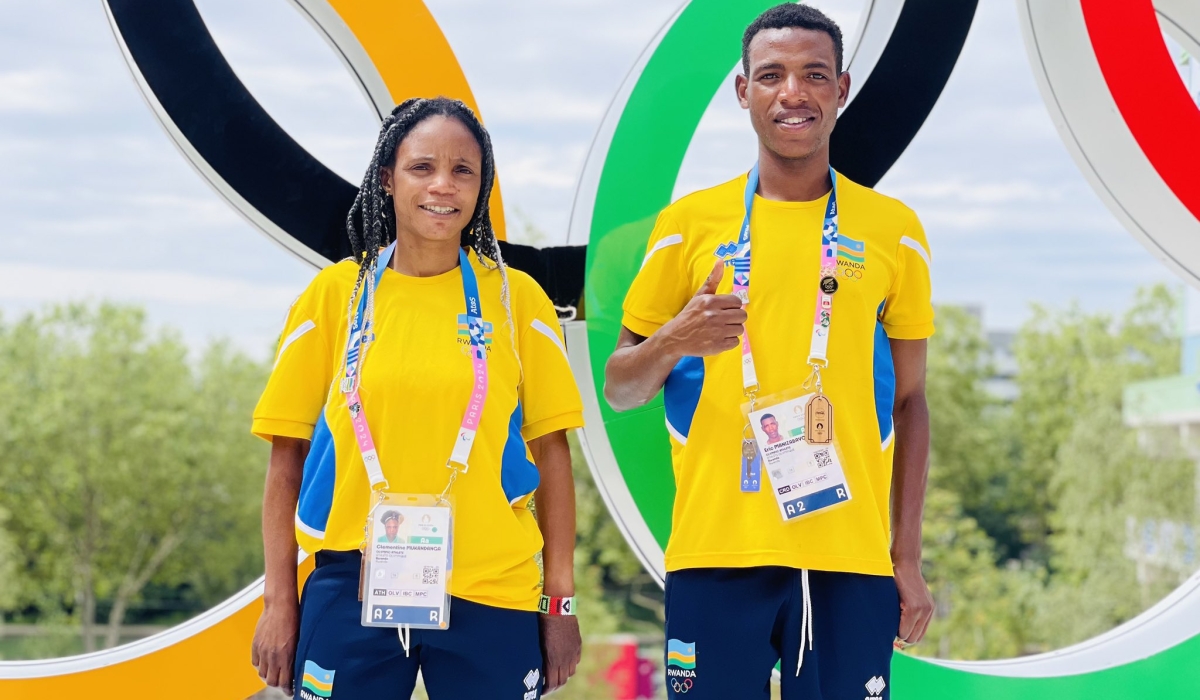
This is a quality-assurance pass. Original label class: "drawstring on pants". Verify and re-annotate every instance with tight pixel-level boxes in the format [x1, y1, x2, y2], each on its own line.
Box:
[796, 569, 813, 676]
[398, 624, 411, 657]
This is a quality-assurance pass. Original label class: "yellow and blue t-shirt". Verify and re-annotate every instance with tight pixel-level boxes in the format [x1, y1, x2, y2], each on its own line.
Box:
[622, 172, 935, 577]
[253, 253, 584, 611]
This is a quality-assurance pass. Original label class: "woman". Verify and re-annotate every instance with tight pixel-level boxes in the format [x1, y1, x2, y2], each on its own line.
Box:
[249, 97, 583, 698]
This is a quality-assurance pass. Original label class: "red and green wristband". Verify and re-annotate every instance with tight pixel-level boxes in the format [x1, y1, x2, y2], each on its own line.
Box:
[538, 595, 576, 616]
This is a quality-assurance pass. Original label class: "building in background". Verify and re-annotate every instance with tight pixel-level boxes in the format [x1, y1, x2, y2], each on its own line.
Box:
[1122, 287, 1200, 587]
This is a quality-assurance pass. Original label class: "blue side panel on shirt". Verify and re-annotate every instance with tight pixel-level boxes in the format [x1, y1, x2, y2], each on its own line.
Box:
[297, 411, 337, 535]
[664, 356, 705, 440]
[874, 301, 896, 446]
[500, 402, 540, 504]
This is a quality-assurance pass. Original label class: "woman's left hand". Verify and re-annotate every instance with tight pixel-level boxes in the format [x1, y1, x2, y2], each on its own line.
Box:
[539, 613, 581, 693]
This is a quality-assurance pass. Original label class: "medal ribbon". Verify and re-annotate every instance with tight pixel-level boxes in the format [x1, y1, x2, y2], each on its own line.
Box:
[341, 243, 489, 491]
[734, 163, 839, 400]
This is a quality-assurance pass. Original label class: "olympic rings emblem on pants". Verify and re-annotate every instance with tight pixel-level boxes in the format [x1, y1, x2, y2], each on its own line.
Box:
[671, 678, 694, 694]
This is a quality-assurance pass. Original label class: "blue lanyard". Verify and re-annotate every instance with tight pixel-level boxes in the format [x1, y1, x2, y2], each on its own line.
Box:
[339, 243, 490, 489]
[735, 163, 840, 293]
[733, 164, 840, 399]
[341, 244, 486, 391]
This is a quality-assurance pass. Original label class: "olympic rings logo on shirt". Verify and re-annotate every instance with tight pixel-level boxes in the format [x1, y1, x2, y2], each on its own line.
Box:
[839, 267, 864, 280]
[671, 678, 694, 694]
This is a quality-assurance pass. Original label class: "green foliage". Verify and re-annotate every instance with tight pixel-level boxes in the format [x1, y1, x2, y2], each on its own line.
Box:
[570, 434, 664, 632]
[916, 487, 1044, 659]
[0, 304, 268, 656]
[546, 434, 659, 700]
[1009, 286, 1181, 559]
[0, 507, 19, 611]
[925, 306, 1020, 561]
[914, 285, 1195, 660]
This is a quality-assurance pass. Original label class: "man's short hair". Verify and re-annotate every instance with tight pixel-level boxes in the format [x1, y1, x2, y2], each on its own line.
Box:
[742, 3, 844, 76]
[760, 413, 777, 424]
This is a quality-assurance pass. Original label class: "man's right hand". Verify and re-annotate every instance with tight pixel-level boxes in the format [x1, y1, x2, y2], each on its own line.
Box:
[658, 259, 747, 357]
[252, 600, 300, 696]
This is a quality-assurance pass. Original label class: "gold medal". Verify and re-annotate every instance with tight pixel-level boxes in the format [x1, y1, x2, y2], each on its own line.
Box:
[805, 394, 834, 445]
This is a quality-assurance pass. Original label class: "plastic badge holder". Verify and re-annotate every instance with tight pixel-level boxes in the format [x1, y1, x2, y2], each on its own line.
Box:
[361, 493, 454, 630]
[743, 387, 853, 522]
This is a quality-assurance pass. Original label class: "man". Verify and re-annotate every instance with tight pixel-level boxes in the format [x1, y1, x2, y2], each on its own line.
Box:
[604, 5, 935, 699]
[377, 510, 403, 544]
[761, 413, 784, 445]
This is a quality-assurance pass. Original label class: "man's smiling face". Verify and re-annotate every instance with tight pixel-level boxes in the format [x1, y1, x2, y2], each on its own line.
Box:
[737, 27, 850, 163]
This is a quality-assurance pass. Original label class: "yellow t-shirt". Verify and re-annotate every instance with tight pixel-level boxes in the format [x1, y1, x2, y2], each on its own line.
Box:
[622, 173, 934, 577]
[253, 253, 584, 611]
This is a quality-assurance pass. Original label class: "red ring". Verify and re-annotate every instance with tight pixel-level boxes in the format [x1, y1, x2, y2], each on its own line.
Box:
[1082, 0, 1200, 221]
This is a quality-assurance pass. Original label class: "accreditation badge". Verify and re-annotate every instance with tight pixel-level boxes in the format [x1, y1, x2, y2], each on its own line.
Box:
[360, 493, 454, 630]
[743, 390, 852, 522]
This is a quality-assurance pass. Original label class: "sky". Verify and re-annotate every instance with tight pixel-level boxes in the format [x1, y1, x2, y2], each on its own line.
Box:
[0, 0, 1193, 358]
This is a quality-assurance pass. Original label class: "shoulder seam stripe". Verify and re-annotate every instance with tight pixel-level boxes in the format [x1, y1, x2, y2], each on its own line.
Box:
[665, 417, 688, 445]
[899, 236, 932, 268]
[294, 514, 325, 540]
[531, 318, 567, 357]
[274, 319, 316, 369]
[641, 233, 683, 269]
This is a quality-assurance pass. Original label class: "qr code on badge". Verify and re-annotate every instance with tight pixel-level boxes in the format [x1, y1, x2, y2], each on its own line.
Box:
[422, 566, 439, 585]
[814, 449, 833, 469]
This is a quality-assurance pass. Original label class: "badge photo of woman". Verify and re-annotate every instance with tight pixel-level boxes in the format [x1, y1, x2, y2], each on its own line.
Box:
[249, 97, 584, 699]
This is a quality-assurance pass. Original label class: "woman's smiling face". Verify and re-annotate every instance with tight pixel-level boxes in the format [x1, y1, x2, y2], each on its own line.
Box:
[381, 115, 483, 246]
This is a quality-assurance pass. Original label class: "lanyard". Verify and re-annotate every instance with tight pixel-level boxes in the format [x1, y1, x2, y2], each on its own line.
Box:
[341, 243, 489, 492]
[734, 163, 839, 405]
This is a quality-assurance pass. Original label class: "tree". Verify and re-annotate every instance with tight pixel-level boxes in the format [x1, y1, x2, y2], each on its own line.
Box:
[918, 307, 1046, 659]
[1036, 401, 1193, 648]
[1008, 286, 1180, 563]
[915, 286, 1190, 659]
[0, 507, 19, 612]
[925, 306, 1022, 561]
[0, 304, 268, 652]
[916, 487, 1044, 660]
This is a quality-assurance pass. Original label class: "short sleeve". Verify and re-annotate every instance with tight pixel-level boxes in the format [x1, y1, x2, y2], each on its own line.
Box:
[251, 276, 337, 442]
[621, 209, 693, 338]
[881, 215, 936, 340]
[518, 294, 584, 441]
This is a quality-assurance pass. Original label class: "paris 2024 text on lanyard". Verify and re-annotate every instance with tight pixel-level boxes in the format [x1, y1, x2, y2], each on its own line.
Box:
[736, 163, 852, 522]
[341, 241, 490, 630]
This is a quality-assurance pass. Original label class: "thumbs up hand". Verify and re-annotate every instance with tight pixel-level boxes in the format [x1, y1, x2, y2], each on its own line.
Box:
[658, 259, 748, 358]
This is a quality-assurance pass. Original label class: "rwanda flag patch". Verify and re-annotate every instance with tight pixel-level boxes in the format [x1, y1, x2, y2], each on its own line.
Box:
[667, 639, 696, 669]
[300, 660, 335, 699]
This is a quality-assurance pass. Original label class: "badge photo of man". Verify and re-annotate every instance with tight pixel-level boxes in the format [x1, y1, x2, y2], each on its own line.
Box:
[760, 413, 784, 445]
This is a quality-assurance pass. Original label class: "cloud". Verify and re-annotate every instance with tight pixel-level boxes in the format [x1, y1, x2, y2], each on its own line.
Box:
[0, 68, 77, 113]
[882, 179, 1061, 205]
[0, 0, 1185, 344]
[0, 263, 305, 311]
[495, 144, 588, 190]
[475, 88, 609, 125]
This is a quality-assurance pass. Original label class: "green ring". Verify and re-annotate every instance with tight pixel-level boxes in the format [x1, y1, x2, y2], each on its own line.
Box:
[584, 0, 778, 549]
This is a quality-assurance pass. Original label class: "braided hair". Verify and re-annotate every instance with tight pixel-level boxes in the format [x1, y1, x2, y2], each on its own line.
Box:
[344, 97, 520, 373]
